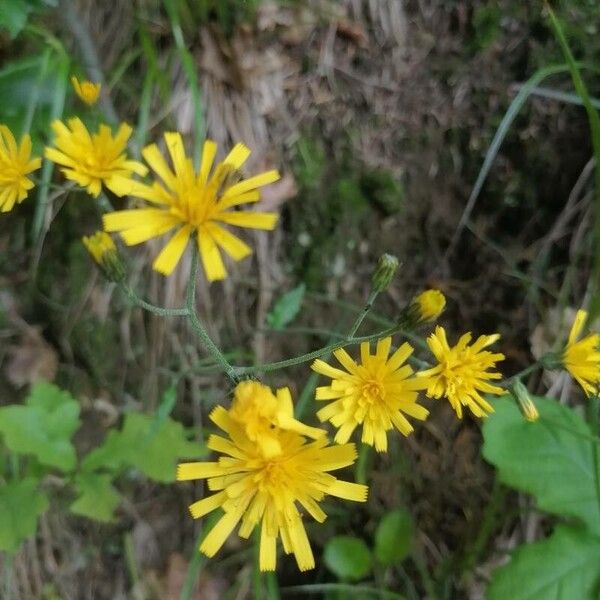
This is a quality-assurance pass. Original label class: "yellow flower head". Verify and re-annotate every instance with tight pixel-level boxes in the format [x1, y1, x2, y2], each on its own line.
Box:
[228, 380, 325, 458]
[0, 125, 41, 212]
[177, 395, 368, 572]
[71, 76, 101, 106]
[563, 309, 600, 397]
[418, 326, 505, 418]
[44, 118, 147, 197]
[411, 289, 446, 323]
[311, 337, 430, 452]
[82, 231, 125, 281]
[102, 134, 280, 278]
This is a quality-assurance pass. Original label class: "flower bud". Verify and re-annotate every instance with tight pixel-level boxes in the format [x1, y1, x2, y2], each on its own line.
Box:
[371, 254, 399, 292]
[398, 289, 446, 330]
[511, 379, 539, 422]
[82, 231, 126, 282]
[71, 76, 101, 106]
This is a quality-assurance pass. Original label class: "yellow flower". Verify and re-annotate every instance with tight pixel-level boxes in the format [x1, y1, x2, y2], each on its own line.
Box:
[82, 231, 125, 282]
[411, 289, 446, 323]
[228, 380, 325, 458]
[0, 125, 41, 212]
[563, 309, 600, 397]
[418, 326, 505, 418]
[177, 392, 368, 572]
[71, 76, 101, 106]
[311, 337, 430, 452]
[44, 118, 147, 197]
[102, 134, 279, 278]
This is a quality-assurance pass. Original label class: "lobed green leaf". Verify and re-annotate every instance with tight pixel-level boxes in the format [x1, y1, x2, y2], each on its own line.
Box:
[483, 396, 600, 533]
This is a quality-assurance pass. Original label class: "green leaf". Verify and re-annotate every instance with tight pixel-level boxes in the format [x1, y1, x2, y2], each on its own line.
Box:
[0, 383, 80, 471]
[0, 0, 32, 38]
[488, 525, 600, 600]
[482, 396, 600, 533]
[82, 412, 205, 482]
[0, 0, 56, 38]
[70, 473, 121, 523]
[0, 478, 48, 553]
[374, 509, 413, 565]
[323, 535, 373, 581]
[266, 284, 306, 330]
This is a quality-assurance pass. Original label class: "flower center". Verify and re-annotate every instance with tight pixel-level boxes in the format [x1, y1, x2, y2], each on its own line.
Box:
[360, 380, 384, 404]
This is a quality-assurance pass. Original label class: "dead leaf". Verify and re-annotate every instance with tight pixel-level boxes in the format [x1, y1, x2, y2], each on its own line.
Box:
[6, 328, 58, 388]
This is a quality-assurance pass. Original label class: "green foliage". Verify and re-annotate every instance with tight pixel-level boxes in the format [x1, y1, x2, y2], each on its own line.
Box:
[374, 509, 413, 565]
[487, 525, 600, 600]
[0, 382, 80, 472]
[0, 0, 56, 38]
[483, 396, 600, 597]
[266, 284, 306, 330]
[81, 412, 205, 482]
[0, 55, 60, 143]
[323, 535, 373, 581]
[289, 135, 402, 287]
[70, 473, 121, 523]
[472, 5, 502, 51]
[0, 478, 48, 553]
[483, 396, 600, 532]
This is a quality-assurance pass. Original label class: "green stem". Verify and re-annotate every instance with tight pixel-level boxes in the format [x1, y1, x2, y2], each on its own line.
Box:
[347, 290, 379, 338]
[355, 442, 371, 485]
[546, 5, 600, 318]
[185, 249, 238, 382]
[236, 326, 399, 375]
[265, 572, 280, 600]
[121, 284, 188, 317]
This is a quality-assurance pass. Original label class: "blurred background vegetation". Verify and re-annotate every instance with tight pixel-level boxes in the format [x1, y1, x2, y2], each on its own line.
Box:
[0, 0, 599, 598]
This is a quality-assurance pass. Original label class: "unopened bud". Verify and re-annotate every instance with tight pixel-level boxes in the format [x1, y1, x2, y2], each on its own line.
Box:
[371, 254, 399, 292]
[82, 231, 126, 282]
[511, 379, 539, 422]
[411, 289, 446, 323]
[398, 289, 446, 330]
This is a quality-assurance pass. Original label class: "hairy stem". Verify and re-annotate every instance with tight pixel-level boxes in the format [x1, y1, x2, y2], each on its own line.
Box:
[185, 250, 238, 382]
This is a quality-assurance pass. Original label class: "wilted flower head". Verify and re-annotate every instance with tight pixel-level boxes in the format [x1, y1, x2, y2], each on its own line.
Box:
[71, 76, 101, 106]
[0, 125, 41, 212]
[177, 382, 367, 572]
[45, 118, 147, 197]
[311, 337, 430, 452]
[103, 134, 279, 278]
[563, 309, 600, 397]
[418, 326, 505, 418]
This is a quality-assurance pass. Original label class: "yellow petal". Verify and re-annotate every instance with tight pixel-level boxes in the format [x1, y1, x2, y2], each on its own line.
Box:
[199, 140, 218, 186]
[177, 462, 223, 481]
[220, 169, 280, 200]
[153, 225, 192, 276]
[223, 142, 251, 169]
[197, 229, 227, 281]
[204, 222, 252, 261]
[189, 491, 227, 519]
[259, 518, 277, 572]
[215, 211, 278, 230]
